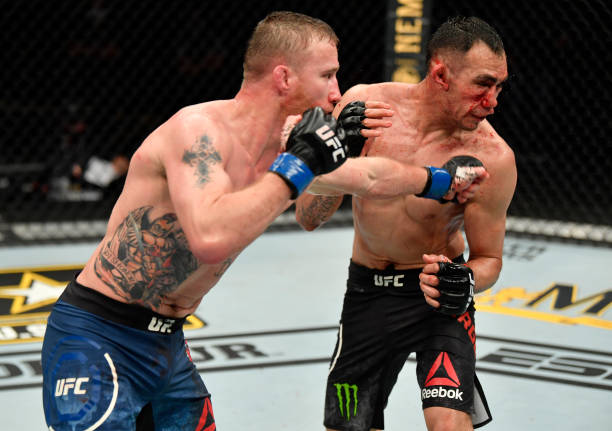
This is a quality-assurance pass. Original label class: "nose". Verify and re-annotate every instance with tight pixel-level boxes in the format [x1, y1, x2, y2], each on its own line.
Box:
[329, 77, 341, 105]
[482, 88, 499, 110]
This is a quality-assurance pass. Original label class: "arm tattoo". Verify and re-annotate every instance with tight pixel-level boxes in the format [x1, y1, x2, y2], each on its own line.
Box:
[94, 206, 199, 308]
[298, 195, 343, 226]
[182, 134, 222, 186]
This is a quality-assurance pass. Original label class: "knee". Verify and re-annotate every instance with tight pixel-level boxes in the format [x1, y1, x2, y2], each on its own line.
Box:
[424, 407, 472, 431]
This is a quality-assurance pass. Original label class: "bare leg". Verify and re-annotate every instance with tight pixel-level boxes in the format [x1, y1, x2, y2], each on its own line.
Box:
[424, 406, 473, 431]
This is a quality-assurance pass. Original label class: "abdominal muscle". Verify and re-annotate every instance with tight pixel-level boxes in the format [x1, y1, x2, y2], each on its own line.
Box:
[350, 195, 466, 270]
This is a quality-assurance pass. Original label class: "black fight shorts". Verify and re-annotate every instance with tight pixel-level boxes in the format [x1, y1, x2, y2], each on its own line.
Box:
[324, 260, 491, 430]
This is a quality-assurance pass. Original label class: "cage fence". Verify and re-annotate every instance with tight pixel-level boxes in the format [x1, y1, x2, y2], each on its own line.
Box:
[1, 0, 610, 245]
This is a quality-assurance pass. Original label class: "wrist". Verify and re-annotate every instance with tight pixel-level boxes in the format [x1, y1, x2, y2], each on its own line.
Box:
[415, 166, 451, 200]
[269, 152, 315, 199]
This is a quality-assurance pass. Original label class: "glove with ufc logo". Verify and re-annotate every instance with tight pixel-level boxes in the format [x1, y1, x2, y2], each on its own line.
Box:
[435, 262, 475, 316]
[270, 107, 348, 199]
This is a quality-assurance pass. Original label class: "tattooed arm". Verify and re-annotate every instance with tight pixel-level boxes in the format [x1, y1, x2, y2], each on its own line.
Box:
[295, 194, 344, 231]
[162, 111, 294, 265]
[294, 157, 428, 231]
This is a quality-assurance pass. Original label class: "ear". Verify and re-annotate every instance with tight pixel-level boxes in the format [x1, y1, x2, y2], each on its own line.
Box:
[431, 59, 449, 91]
[272, 65, 291, 94]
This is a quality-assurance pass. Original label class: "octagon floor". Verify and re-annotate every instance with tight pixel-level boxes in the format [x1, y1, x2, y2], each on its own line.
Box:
[0, 227, 610, 430]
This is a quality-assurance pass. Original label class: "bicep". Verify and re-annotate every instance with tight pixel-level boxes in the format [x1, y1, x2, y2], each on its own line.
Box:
[163, 128, 232, 242]
[464, 159, 516, 260]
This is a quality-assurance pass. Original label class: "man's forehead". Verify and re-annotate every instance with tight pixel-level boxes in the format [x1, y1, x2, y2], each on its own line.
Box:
[463, 44, 508, 80]
[299, 39, 339, 68]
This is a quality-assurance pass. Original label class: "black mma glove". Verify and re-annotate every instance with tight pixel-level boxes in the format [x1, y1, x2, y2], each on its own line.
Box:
[269, 107, 348, 199]
[337, 101, 367, 157]
[435, 262, 475, 316]
[416, 155, 484, 203]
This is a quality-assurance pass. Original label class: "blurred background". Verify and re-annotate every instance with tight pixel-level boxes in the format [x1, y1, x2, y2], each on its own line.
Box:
[1, 0, 611, 245]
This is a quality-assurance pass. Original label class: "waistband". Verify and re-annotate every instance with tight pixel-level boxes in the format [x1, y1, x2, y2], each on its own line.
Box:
[59, 278, 187, 334]
[348, 256, 465, 289]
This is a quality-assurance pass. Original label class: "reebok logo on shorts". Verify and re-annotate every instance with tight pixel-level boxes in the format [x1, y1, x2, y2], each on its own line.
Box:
[422, 352, 463, 401]
[425, 352, 460, 387]
[421, 386, 463, 401]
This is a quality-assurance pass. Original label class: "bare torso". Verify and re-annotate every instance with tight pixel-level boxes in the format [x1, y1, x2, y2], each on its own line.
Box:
[350, 83, 511, 269]
[77, 100, 279, 317]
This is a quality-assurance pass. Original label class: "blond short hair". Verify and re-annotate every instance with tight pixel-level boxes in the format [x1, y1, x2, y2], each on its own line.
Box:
[243, 11, 339, 79]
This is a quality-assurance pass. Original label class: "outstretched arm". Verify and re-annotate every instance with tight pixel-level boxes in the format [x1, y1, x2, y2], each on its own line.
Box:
[295, 158, 429, 231]
[296, 156, 488, 230]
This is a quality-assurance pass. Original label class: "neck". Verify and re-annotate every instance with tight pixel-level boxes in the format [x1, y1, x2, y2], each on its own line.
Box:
[232, 81, 288, 167]
[413, 78, 463, 141]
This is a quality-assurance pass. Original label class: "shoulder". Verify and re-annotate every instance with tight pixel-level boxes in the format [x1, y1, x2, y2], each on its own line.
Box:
[336, 82, 412, 113]
[478, 122, 516, 172]
[471, 123, 517, 206]
[341, 82, 410, 100]
[162, 102, 232, 155]
[140, 101, 235, 180]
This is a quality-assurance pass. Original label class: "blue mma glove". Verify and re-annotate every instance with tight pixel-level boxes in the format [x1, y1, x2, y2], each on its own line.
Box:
[435, 262, 475, 316]
[416, 155, 484, 202]
[270, 107, 348, 199]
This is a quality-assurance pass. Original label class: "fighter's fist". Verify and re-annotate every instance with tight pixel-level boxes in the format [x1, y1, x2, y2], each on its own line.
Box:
[416, 155, 488, 203]
[270, 107, 348, 199]
[419, 254, 474, 316]
[441, 155, 488, 204]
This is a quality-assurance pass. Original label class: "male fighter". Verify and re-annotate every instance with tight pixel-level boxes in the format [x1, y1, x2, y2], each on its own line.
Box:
[297, 16, 516, 431]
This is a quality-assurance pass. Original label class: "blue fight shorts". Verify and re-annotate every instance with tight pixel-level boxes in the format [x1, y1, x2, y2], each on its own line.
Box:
[41, 279, 215, 431]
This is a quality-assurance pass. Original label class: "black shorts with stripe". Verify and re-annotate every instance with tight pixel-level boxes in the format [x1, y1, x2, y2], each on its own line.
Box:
[323, 259, 491, 430]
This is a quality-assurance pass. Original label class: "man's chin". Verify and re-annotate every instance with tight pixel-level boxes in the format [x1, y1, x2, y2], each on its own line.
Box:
[463, 117, 485, 130]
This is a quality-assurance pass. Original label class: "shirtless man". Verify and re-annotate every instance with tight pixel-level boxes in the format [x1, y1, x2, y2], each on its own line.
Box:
[40, 12, 486, 431]
[296, 16, 517, 431]
[41, 12, 354, 431]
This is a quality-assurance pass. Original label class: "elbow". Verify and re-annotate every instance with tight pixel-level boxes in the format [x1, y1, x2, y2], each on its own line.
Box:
[189, 235, 235, 265]
[301, 222, 320, 232]
[474, 257, 503, 293]
[295, 217, 321, 232]
[295, 209, 322, 232]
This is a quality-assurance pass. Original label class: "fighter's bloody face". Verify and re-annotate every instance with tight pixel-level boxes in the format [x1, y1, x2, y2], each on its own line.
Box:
[448, 42, 508, 131]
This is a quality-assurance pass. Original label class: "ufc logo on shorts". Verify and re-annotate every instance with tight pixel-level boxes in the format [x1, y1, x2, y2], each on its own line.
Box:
[148, 316, 175, 333]
[374, 274, 404, 287]
[55, 377, 89, 397]
[316, 125, 346, 162]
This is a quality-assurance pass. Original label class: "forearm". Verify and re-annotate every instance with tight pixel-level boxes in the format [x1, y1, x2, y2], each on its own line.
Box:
[295, 193, 344, 231]
[191, 173, 293, 263]
[466, 255, 503, 293]
[311, 157, 428, 199]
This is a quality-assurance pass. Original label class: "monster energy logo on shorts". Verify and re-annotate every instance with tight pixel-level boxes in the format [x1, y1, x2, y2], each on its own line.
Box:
[334, 382, 358, 420]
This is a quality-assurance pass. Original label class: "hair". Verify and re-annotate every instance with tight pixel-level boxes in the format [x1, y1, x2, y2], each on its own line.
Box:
[243, 11, 339, 79]
[426, 16, 505, 66]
